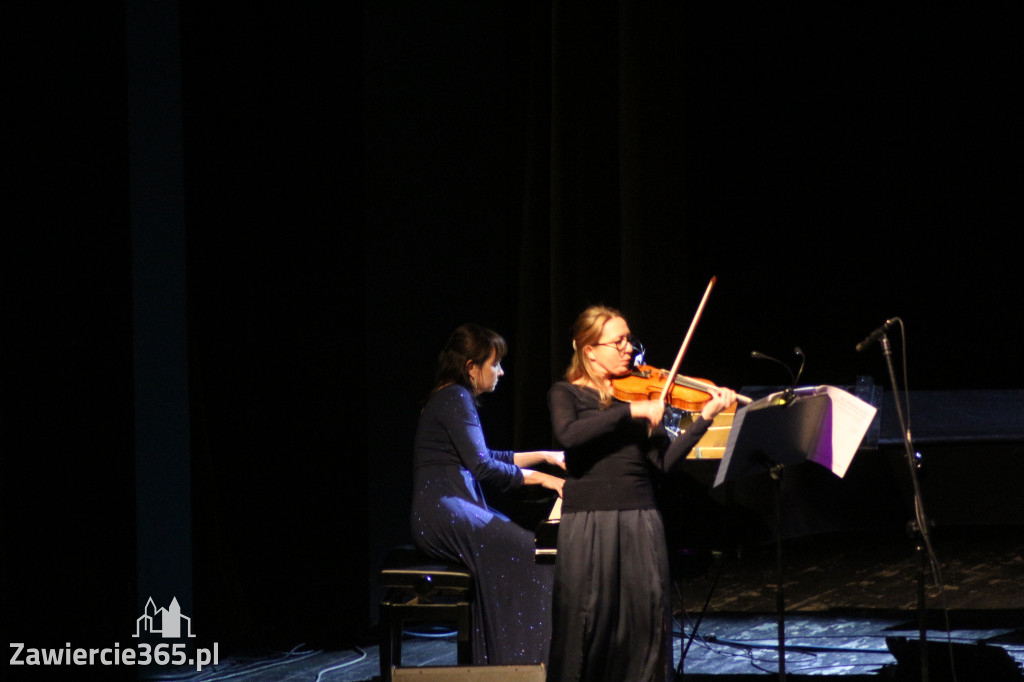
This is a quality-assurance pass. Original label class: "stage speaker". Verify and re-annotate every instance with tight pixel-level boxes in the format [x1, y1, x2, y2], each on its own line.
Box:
[885, 636, 1023, 681]
[392, 664, 546, 681]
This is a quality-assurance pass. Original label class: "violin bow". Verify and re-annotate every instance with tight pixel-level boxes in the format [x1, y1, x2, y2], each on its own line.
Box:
[658, 276, 716, 405]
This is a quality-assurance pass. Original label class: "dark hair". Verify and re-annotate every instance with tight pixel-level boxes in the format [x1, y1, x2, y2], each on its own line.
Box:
[433, 323, 508, 394]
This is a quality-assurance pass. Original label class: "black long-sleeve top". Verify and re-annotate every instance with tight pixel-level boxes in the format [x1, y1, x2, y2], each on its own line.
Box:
[548, 381, 711, 512]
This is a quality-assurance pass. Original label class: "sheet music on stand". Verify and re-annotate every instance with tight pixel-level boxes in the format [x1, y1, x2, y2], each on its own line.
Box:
[714, 385, 878, 488]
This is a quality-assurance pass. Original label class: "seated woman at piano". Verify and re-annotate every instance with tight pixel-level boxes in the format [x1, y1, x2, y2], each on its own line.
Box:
[546, 306, 737, 682]
[410, 323, 564, 666]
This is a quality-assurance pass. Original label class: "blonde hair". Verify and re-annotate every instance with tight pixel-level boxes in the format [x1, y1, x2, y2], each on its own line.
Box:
[566, 305, 623, 406]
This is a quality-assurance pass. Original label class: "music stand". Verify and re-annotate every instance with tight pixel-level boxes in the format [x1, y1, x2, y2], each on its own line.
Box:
[713, 385, 877, 680]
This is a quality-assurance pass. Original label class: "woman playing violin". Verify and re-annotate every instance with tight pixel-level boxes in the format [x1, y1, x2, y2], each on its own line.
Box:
[547, 306, 736, 682]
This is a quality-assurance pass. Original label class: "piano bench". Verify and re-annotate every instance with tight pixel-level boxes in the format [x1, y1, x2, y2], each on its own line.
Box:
[378, 546, 474, 681]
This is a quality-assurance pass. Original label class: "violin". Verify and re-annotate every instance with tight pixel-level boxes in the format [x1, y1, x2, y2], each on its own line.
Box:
[609, 276, 751, 414]
[612, 364, 751, 412]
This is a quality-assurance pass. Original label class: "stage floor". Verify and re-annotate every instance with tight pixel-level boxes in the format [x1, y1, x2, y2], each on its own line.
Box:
[173, 610, 1024, 680]
[190, 525, 1024, 680]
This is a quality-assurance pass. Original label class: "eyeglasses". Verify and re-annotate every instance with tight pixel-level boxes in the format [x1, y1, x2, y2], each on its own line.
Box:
[594, 335, 641, 352]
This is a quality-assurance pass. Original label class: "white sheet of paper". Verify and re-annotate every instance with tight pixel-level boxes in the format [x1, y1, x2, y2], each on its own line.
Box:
[815, 385, 877, 478]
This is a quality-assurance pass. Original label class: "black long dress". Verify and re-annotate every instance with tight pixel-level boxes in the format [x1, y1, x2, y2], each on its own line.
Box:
[410, 384, 554, 665]
[547, 381, 712, 682]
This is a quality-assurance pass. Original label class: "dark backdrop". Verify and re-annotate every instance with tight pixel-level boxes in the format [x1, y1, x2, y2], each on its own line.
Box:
[4, 1, 1021, 672]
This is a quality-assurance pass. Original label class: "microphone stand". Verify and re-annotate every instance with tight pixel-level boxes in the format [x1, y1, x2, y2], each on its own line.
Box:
[878, 333, 938, 682]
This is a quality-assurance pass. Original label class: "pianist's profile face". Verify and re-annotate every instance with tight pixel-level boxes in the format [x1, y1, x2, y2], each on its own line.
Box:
[469, 350, 504, 396]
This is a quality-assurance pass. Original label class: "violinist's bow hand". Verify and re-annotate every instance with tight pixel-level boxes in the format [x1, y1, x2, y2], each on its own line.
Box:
[701, 387, 737, 421]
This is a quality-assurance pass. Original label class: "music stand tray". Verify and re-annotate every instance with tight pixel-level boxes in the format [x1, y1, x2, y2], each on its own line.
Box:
[714, 385, 877, 487]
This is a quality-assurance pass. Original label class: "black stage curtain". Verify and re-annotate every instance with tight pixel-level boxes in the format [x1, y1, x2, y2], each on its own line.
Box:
[503, 2, 1024, 451]
[512, 2, 701, 449]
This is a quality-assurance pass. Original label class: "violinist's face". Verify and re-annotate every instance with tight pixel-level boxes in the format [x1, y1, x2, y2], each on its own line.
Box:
[587, 316, 633, 380]
[469, 350, 504, 396]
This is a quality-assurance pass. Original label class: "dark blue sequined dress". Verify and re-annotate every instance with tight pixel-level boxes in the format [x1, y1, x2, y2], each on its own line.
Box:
[410, 384, 553, 665]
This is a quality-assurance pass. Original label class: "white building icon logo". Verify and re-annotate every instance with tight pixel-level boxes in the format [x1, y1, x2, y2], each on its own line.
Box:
[133, 597, 196, 638]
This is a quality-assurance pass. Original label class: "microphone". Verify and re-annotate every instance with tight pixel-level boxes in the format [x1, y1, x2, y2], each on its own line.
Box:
[793, 347, 806, 386]
[752, 349, 804, 406]
[855, 318, 898, 353]
[630, 337, 647, 369]
[750, 350, 796, 386]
